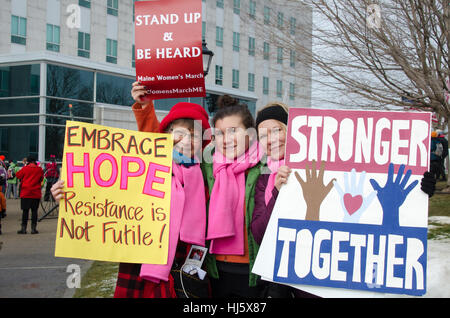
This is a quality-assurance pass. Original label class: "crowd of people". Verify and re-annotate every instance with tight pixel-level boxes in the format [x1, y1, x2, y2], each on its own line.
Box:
[48, 82, 443, 298]
[0, 155, 59, 235]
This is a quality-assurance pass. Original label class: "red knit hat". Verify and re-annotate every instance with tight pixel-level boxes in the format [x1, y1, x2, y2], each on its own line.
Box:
[159, 102, 210, 133]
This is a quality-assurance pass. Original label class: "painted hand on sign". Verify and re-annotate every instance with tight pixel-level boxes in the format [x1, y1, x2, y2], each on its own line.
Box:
[369, 163, 418, 230]
[294, 160, 335, 221]
[333, 169, 377, 223]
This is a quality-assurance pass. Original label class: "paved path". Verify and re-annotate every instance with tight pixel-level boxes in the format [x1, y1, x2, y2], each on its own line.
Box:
[0, 198, 91, 298]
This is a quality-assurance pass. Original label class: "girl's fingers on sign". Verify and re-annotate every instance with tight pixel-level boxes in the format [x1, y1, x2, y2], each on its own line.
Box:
[131, 81, 148, 103]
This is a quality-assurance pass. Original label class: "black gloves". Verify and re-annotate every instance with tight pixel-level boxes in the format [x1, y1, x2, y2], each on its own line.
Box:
[421, 171, 436, 197]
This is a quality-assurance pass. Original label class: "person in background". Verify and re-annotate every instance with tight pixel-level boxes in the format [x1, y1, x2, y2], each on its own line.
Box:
[44, 154, 59, 201]
[430, 131, 443, 180]
[0, 159, 5, 234]
[6, 161, 20, 200]
[0, 158, 6, 195]
[0, 159, 7, 219]
[436, 130, 448, 181]
[16, 156, 44, 234]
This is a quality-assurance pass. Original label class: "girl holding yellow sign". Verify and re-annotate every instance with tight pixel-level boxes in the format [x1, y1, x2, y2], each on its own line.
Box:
[116, 82, 210, 298]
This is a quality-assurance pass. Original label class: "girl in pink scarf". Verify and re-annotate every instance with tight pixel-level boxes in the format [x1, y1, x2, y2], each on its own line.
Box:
[250, 102, 319, 298]
[250, 103, 291, 245]
[50, 96, 210, 298]
[205, 95, 263, 297]
[50, 82, 211, 298]
[139, 116, 207, 284]
[137, 101, 210, 294]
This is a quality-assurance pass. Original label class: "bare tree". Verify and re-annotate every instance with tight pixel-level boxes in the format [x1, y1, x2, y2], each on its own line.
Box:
[246, 0, 449, 186]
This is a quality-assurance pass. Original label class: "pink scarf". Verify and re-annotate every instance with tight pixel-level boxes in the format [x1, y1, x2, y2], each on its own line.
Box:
[207, 141, 261, 255]
[140, 161, 206, 283]
[265, 157, 285, 205]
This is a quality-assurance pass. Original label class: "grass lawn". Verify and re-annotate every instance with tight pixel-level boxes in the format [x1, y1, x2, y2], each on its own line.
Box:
[427, 180, 450, 240]
[429, 180, 450, 216]
[73, 180, 450, 298]
[73, 261, 119, 298]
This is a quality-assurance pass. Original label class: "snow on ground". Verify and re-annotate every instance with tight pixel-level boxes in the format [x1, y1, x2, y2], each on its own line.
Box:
[428, 216, 450, 225]
[423, 238, 450, 298]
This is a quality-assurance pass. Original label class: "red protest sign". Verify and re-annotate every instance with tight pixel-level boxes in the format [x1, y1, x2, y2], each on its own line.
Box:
[135, 0, 205, 100]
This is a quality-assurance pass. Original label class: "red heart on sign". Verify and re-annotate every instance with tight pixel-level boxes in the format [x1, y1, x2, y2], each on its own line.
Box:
[343, 194, 363, 215]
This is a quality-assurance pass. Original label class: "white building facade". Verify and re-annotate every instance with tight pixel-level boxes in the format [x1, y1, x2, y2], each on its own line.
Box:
[0, 0, 311, 163]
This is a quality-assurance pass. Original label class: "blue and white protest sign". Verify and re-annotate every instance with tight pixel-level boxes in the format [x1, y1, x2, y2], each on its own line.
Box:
[252, 108, 432, 296]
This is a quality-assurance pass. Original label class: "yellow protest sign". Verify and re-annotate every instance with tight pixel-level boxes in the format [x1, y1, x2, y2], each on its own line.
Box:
[55, 121, 172, 264]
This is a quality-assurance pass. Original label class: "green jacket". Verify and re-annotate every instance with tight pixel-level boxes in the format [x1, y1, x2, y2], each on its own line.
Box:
[6, 163, 20, 184]
[201, 160, 262, 287]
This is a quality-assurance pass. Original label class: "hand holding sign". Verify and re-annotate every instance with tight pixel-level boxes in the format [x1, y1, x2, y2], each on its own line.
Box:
[274, 165, 292, 191]
[51, 179, 65, 201]
[369, 163, 418, 230]
[294, 160, 335, 221]
[131, 81, 149, 105]
[333, 169, 377, 223]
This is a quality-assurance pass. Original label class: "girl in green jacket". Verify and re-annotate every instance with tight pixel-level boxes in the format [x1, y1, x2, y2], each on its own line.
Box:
[203, 95, 263, 297]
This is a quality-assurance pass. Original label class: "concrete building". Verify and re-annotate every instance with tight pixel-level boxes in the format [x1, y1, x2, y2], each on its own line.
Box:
[0, 0, 311, 163]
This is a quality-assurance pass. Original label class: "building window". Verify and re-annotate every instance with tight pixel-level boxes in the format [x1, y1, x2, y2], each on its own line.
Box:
[248, 37, 255, 56]
[215, 65, 223, 85]
[277, 47, 283, 64]
[0, 99, 40, 123]
[216, 0, 224, 9]
[263, 42, 270, 60]
[106, 39, 118, 64]
[11, 15, 27, 45]
[79, 0, 91, 8]
[46, 24, 60, 52]
[248, 73, 255, 92]
[233, 0, 240, 14]
[249, 0, 256, 19]
[263, 77, 269, 95]
[132, 45, 135, 68]
[289, 83, 295, 100]
[290, 50, 295, 67]
[0, 126, 39, 161]
[233, 32, 240, 52]
[47, 64, 93, 101]
[290, 17, 296, 35]
[96, 72, 134, 106]
[78, 32, 90, 58]
[107, 0, 118, 16]
[46, 99, 93, 125]
[0, 64, 40, 98]
[232, 69, 240, 89]
[216, 27, 223, 47]
[277, 12, 284, 28]
[264, 6, 270, 25]
[0, 70, 9, 97]
[277, 80, 283, 97]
